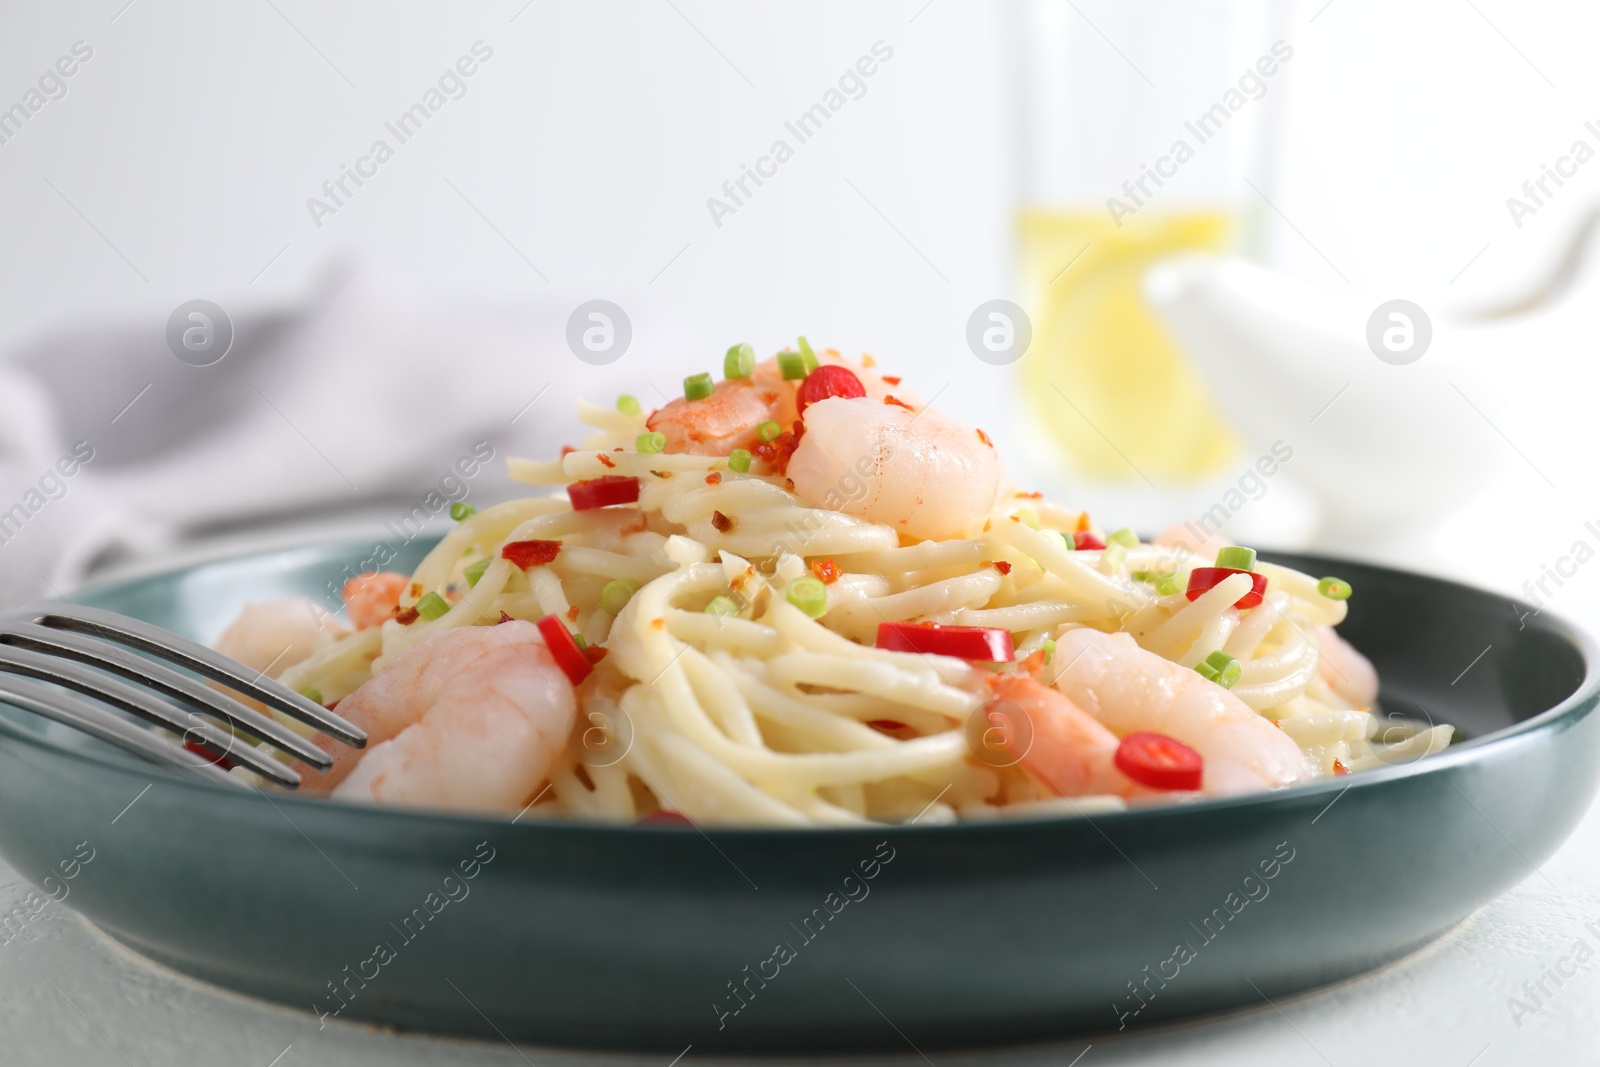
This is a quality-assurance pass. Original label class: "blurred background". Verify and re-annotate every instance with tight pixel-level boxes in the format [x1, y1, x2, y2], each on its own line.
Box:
[1, 0, 1596, 624]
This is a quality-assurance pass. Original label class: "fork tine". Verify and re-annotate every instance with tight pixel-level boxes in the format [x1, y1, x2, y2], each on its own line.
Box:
[0, 622, 334, 770]
[30, 606, 367, 748]
[0, 645, 301, 788]
[0, 675, 245, 788]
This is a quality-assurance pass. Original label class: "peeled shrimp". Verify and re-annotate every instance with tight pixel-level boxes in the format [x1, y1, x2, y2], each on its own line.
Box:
[214, 598, 347, 679]
[648, 358, 799, 456]
[342, 572, 409, 629]
[787, 396, 1002, 542]
[1316, 624, 1379, 708]
[984, 672, 1141, 798]
[1154, 522, 1227, 560]
[1050, 628, 1312, 796]
[296, 621, 577, 812]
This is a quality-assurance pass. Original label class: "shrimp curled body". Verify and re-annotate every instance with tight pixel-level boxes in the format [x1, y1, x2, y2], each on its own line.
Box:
[1050, 629, 1312, 796]
[985, 672, 1142, 798]
[297, 621, 577, 812]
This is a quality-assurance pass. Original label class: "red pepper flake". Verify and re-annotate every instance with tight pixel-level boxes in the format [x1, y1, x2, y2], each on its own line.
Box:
[705, 472, 722, 485]
[884, 395, 914, 411]
[613, 446, 624, 452]
[650, 618, 665, 630]
[582, 644, 609, 665]
[1333, 759, 1350, 776]
[501, 539, 562, 569]
[409, 583, 422, 598]
[394, 606, 420, 625]
[1017, 491, 1043, 499]
[992, 560, 1012, 576]
[498, 611, 513, 624]
[566, 605, 580, 622]
[881, 375, 902, 385]
[810, 558, 842, 584]
[596, 453, 617, 469]
[868, 719, 907, 732]
[182, 739, 235, 770]
[1076, 512, 1093, 533]
[976, 428, 993, 447]
[711, 510, 734, 533]
[560, 445, 576, 457]
[651, 469, 673, 479]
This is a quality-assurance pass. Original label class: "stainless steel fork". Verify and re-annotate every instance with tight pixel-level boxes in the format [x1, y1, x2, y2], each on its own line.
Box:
[0, 605, 367, 789]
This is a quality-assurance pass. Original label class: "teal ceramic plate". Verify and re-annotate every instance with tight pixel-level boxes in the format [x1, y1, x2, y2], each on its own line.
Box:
[0, 541, 1596, 1051]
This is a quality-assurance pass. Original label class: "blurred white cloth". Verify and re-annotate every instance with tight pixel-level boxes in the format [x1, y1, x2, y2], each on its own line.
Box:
[0, 272, 631, 608]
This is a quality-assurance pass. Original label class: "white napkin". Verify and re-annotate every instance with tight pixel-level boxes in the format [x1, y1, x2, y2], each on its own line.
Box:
[0, 271, 656, 608]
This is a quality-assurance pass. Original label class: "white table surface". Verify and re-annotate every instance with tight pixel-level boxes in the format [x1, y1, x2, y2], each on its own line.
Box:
[3, 524, 1599, 1066]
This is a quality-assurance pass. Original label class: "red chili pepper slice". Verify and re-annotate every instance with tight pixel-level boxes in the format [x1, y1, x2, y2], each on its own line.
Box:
[875, 622, 1015, 662]
[182, 738, 235, 770]
[535, 614, 593, 686]
[567, 475, 641, 511]
[1114, 732, 1203, 791]
[501, 539, 562, 569]
[1185, 566, 1268, 609]
[1073, 531, 1107, 551]
[796, 365, 866, 416]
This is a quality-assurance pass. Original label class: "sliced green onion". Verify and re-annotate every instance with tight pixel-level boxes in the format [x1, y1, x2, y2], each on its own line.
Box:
[728, 448, 752, 474]
[415, 592, 450, 621]
[297, 686, 323, 705]
[1101, 543, 1128, 573]
[1215, 546, 1257, 571]
[450, 502, 476, 522]
[758, 421, 782, 442]
[1107, 527, 1138, 548]
[705, 595, 741, 617]
[1015, 507, 1039, 529]
[797, 336, 819, 372]
[1317, 576, 1352, 601]
[787, 576, 828, 618]
[637, 431, 666, 453]
[1042, 639, 1056, 667]
[683, 373, 715, 401]
[464, 558, 491, 587]
[1134, 569, 1180, 597]
[1060, 531, 1077, 551]
[1195, 650, 1242, 688]
[601, 579, 638, 615]
[616, 394, 641, 417]
[724, 344, 756, 380]
[572, 631, 588, 650]
[776, 350, 807, 380]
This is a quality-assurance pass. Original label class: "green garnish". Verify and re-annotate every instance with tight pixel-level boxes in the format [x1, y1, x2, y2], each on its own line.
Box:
[776, 350, 807, 380]
[1133, 569, 1181, 596]
[616, 394, 641, 417]
[798, 336, 819, 372]
[637, 431, 667, 453]
[415, 592, 450, 621]
[723, 343, 755, 380]
[464, 558, 491, 587]
[705, 595, 741, 617]
[601, 579, 638, 615]
[1195, 650, 1242, 688]
[728, 448, 752, 474]
[1101, 543, 1128, 573]
[1317, 576, 1352, 601]
[1043, 639, 1056, 667]
[450, 502, 476, 522]
[297, 686, 323, 705]
[1061, 531, 1077, 551]
[758, 421, 782, 442]
[1107, 527, 1138, 548]
[683, 373, 714, 401]
[1215, 546, 1257, 571]
[787, 576, 828, 618]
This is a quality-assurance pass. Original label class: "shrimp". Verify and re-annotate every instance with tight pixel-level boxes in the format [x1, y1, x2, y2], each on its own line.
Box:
[295, 621, 577, 812]
[214, 598, 347, 679]
[787, 396, 1002, 541]
[645, 354, 908, 457]
[1050, 628, 1313, 796]
[1316, 624, 1379, 708]
[1154, 521, 1227, 560]
[983, 672, 1142, 798]
[648, 358, 800, 456]
[342, 572, 409, 629]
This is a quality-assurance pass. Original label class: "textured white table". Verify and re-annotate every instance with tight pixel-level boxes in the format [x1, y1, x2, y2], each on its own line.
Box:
[2, 527, 1598, 1066]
